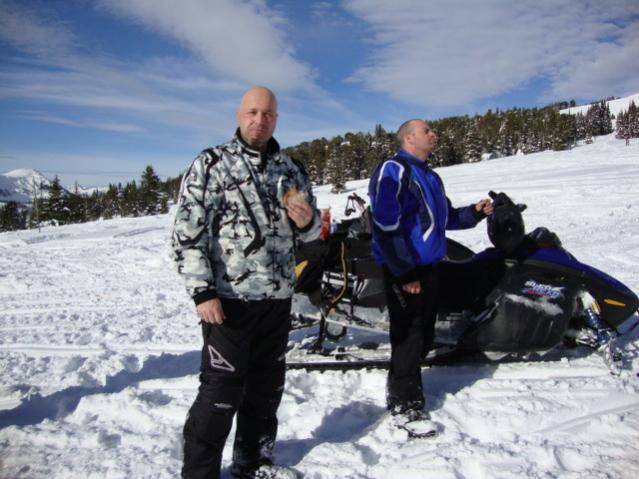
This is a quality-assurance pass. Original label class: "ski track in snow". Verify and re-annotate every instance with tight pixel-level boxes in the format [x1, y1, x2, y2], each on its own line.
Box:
[1, 133, 639, 478]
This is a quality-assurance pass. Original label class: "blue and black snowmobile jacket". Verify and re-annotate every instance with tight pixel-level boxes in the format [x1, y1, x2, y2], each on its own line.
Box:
[368, 148, 484, 284]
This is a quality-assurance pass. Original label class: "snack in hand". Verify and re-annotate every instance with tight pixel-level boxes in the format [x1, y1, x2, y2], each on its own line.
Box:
[283, 186, 306, 207]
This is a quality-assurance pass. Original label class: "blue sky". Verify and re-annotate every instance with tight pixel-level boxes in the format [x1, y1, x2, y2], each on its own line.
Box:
[1, 0, 638, 187]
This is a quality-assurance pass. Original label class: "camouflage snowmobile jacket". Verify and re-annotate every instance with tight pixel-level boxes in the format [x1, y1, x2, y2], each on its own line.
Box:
[171, 132, 321, 303]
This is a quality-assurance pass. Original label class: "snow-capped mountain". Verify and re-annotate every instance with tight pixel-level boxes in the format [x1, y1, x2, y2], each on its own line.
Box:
[0, 169, 104, 204]
[0, 169, 54, 204]
[74, 184, 109, 196]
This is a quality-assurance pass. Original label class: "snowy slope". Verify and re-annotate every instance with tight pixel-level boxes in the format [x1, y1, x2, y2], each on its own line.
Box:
[1, 133, 638, 478]
[560, 92, 639, 118]
[0, 169, 53, 204]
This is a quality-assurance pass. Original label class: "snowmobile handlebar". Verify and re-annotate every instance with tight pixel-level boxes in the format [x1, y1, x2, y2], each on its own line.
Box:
[488, 190, 527, 213]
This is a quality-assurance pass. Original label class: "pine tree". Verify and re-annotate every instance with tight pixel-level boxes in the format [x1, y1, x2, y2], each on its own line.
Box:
[463, 118, 482, 162]
[574, 112, 588, 141]
[523, 111, 543, 153]
[325, 136, 346, 193]
[628, 101, 639, 138]
[101, 184, 120, 219]
[140, 165, 162, 215]
[27, 198, 44, 229]
[42, 176, 68, 225]
[120, 181, 141, 217]
[0, 202, 24, 231]
[549, 110, 574, 151]
[497, 114, 517, 157]
[602, 102, 613, 135]
[585, 101, 613, 137]
[67, 194, 87, 224]
[616, 101, 639, 142]
[287, 142, 310, 181]
[615, 111, 628, 139]
[372, 124, 395, 165]
[340, 135, 357, 182]
[345, 132, 369, 179]
[165, 175, 183, 203]
[433, 128, 460, 166]
[87, 191, 103, 220]
[308, 139, 328, 185]
[479, 109, 500, 155]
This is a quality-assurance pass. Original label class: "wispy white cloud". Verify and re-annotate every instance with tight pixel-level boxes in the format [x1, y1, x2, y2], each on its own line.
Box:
[342, 0, 639, 106]
[0, 2, 243, 139]
[15, 111, 147, 133]
[0, 0, 76, 55]
[0, 0, 366, 149]
[547, 21, 639, 101]
[98, 0, 317, 93]
[311, 1, 355, 28]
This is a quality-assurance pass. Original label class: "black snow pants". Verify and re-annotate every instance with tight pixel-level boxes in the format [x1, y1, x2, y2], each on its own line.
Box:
[384, 258, 505, 411]
[384, 265, 439, 412]
[181, 298, 292, 479]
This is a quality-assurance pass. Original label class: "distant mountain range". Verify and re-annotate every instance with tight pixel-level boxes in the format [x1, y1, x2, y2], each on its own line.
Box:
[0, 169, 109, 204]
[0, 169, 55, 204]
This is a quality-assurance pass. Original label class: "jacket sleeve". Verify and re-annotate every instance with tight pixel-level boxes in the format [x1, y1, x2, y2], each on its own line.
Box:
[370, 160, 418, 283]
[446, 197, 485, 230]
[171, 150, 222, 305]
[291, 157, 321, 243]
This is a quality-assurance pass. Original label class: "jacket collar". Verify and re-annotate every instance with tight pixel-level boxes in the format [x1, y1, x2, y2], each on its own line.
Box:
[396, 148, 432, 168]
[234, 128, 280, 157]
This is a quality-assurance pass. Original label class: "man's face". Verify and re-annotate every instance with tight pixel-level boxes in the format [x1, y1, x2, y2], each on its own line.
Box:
[409, 120, 437, 157]
[236, 89, 278, 148]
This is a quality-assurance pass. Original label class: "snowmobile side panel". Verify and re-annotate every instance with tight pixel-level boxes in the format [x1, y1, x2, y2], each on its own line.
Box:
[522, 250, 638, 328]
[458, 265, 577, 352]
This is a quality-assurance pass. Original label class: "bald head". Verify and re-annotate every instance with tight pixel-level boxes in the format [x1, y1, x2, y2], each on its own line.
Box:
[397, 119, 437, 161]
[237, 86, 279, 150]
[396, 119, 422, 146]
[239, 86, 278, 112]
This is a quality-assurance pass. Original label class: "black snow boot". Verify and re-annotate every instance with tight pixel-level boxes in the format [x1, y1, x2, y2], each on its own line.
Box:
[390, 406, 442, 439]
[229, 459, 299, 479]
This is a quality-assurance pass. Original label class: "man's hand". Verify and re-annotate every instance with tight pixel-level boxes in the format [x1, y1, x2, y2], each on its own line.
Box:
[196, 298, 225, 324]
[287, 200, 313, 229]
[402, 280, 422, 295]
[475, 198, 494, 216]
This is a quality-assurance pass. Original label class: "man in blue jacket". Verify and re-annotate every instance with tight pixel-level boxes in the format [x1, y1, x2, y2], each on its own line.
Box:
[368, 119, 493, 436]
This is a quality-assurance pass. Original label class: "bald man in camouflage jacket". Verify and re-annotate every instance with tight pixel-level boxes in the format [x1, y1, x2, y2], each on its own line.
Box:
[172, 87, 320, 479]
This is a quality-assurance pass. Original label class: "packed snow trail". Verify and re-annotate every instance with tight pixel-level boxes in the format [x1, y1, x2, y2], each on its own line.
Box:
[1, 133, 639, 478]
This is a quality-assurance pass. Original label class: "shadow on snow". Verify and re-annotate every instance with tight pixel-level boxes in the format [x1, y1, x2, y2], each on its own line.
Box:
[273, 362, 499, 468]
[0, 351, 200, 430]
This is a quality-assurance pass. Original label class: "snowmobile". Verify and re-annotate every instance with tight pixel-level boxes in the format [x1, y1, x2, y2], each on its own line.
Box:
[287, 192, 639, 372]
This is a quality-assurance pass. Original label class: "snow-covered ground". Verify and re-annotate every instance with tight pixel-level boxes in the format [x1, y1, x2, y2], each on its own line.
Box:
[1, 133, 638, 478]
[560, 93, 639, 118]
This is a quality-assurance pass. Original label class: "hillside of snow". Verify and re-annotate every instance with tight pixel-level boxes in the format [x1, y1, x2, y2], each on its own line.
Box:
[560, 92, 639, 118]
[1, 133, 638, 478]
[0, 169, 53, 204]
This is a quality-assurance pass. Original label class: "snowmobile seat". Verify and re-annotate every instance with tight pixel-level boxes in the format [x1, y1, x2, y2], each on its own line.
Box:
[350, 257, 383, 279]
